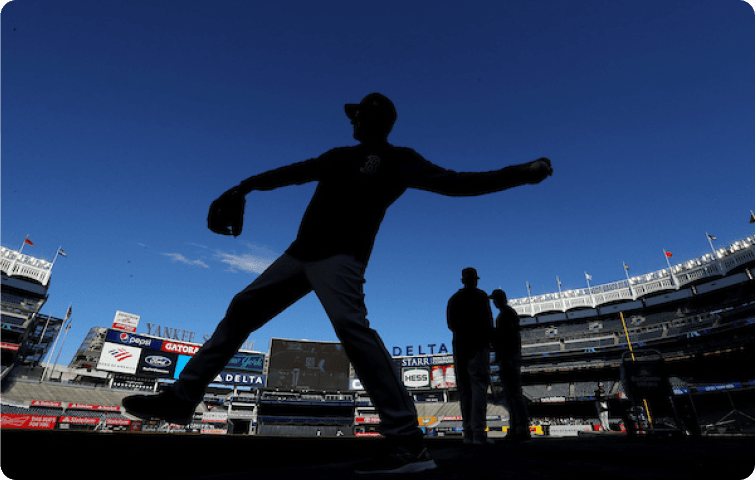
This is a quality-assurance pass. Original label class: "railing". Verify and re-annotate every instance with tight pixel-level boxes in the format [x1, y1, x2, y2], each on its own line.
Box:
[509, 235, 755, 316]
[0, 247, 53, 286]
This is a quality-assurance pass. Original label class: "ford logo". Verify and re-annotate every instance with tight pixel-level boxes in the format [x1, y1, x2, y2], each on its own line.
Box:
[145, 356, 172, 368]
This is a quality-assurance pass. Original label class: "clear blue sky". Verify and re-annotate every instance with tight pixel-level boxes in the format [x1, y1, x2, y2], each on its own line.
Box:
[2, 0, 754, 366]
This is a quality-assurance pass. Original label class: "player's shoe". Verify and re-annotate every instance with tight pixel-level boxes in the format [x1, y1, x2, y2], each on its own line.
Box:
[122, 389, 196, 425]
[354, 445, 437, 474]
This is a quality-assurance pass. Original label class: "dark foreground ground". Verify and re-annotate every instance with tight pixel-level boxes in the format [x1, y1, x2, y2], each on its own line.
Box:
[2, 431, 754, 480]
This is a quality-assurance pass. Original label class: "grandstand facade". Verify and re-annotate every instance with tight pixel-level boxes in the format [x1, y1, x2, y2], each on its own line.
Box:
[2, 236, 754, 437]
[1, 246, 65, 379]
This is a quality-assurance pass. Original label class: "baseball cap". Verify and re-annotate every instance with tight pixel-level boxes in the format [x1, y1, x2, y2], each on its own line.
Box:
[345, 93, 397, 125]
[461, 267, 479, 280]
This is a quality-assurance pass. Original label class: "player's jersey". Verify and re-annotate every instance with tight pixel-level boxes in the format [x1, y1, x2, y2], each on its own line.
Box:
[246, 142, 532, 264]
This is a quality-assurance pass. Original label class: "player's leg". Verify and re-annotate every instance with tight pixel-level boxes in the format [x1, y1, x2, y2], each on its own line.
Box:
[467, 347, 490, 443]
[306, 255, 420, 437]
[454, 352, 472, 441]
[173, 254, 312, 402]
[123, 254, 311, 422]
[305, 255, 435, 473]
[510, 355, 531, 438]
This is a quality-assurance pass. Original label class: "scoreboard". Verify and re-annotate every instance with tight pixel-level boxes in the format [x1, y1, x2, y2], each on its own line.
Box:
[267, 338, 350, 391]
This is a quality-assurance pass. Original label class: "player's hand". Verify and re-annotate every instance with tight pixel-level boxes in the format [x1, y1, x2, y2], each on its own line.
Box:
[526, 157, 553, 183]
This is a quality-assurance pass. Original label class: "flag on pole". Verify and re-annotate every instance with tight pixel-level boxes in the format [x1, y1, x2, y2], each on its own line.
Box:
[57, 248, 67, 258]
[706, 233, 717, 256]
[19, 235, 34, 253]
[585, 272, 596, 307]
[623, 262, 630, 271]
[663, 249, 675, 277]
[64, 304, 72, 321]
[750, 210, 755, 224]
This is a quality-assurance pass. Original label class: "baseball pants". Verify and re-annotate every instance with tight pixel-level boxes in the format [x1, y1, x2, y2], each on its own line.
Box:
[498, 354, 530, 435]
[454, 346, 490, 440]
[171, 253, 421, 438]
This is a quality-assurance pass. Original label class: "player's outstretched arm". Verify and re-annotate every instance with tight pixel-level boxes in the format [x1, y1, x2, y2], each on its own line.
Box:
[229, 157, 324, 197]
[409, 156, 553, 197]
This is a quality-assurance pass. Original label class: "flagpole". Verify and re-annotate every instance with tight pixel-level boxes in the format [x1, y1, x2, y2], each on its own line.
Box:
[51, 246, 61, 267]
[526, 282, 534, 316]
[557, 276, 565, 311]
[585, 272, 595, 307]
[19, 235, 29, 254]
[663, 250, 678, 289]
[623, 262, 635, 300]
[41, 303, 71, 382]
[706, 233, 717, 256]
[50, 319, 72, 382]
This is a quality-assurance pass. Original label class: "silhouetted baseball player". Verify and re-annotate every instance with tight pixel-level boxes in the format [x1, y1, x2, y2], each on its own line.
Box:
[447, 267, 494, 445]
[490, 288, 531, 443]
[124, 93, 552, 474]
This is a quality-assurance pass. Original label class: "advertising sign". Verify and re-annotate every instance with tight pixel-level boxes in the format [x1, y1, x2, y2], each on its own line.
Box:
[161, 340, 200, 356]
[137, 349, 178, 378]
[67, 403, 121, 412]
[355, 416, 380, 424]
[97, 342, 141, 375]
[444, 365, 457, 388]
[402, 368, 430, 389]
[112, 310, 140, 333]
[396, 354, 454, 368]
[106, 329, 162, 349]
[1, 414, 58, 430]
[31, 400, 62, 408]
[418, 416, 438, 426]
[59, 416, 101, 425]
[106, 418, 132, 426]
[0, 342, 20, 351]
[226, 352, 265, 373]
[213, 371, 266, 387]
[431, 366, 446, 389]
[621, 359, 672, 401]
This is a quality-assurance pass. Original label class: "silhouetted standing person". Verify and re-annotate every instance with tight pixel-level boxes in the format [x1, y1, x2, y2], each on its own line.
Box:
[123, 93, 553, 473]
[595, 383, 610, 431]
[490, 288, 531, 443]
[447, 267, 494, 445]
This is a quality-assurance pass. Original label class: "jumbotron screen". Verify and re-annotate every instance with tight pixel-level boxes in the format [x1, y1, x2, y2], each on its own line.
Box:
[267, 338, 350, 391]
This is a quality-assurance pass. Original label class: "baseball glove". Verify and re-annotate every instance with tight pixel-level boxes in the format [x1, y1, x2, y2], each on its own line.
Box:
[207, 189, 246, 237]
